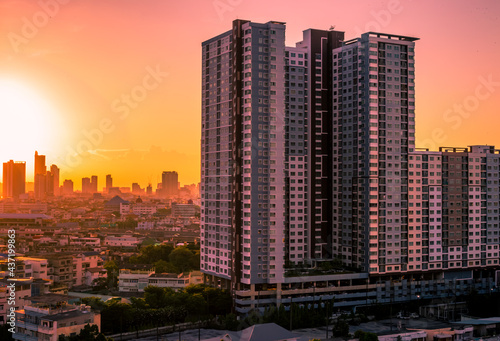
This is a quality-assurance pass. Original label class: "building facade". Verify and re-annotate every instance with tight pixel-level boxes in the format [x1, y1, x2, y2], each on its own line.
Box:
[2, 160, 26, 199]
[201, 20, 500, 313]
[162, 171, 179, 197]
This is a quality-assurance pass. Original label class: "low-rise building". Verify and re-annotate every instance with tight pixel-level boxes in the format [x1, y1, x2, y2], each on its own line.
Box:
[13, 294, 101, 341]
[44, 254, 74, 291]
[84, 268, 107, 287]
[118, 269, 154, 293]
[17, 257, 49, 280]
[171, 203, 196, 218]
[72, 252, 104, 287]
[104, 235, 141, 248]
[0, 278, 32, 324]
[118, 269, 202, 293]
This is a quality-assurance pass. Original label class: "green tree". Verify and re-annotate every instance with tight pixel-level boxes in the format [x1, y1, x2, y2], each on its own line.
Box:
[154, 259, 178, 273]
[101, 301, 133, 334]
[104, 260, 119, 289]
[81, 297, 106, 312]
[130, 244, 174, 264]
[355, 330, 378, 341]
[333, 319, 350, 337]
[169, 247, 195, 273]
[58, 324, 112, 340]
[92, 277, 108, 291]
[144, 286, 170, 309]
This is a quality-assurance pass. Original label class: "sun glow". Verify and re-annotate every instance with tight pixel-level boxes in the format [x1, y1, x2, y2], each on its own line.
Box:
[0, 79, 59, 179]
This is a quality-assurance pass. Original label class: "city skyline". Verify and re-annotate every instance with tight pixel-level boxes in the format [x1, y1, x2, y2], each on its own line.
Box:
[0, 0, 499, 186]
[1, 151, 192, 193]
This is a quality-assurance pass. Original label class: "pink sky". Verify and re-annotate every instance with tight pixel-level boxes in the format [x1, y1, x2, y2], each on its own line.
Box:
[0, 0, 499, 189]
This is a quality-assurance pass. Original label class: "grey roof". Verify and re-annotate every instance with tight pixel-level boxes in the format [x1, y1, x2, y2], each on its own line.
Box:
[27, 294, 78, 304]
[105, 196, 129, 206]
[0, 213, 51, 219]
[204, 323, 299, 341]
[44, 309, 92, 322]
[0, 278, 33, 286]
[452, 317, 500, 325]
[82, 251, 100, 256]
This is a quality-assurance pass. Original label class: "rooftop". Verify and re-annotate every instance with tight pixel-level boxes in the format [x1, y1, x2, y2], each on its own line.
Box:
[452, 317, 500, 326]
[27, 293, 79, 305]
[44, 308, 93, 322]
[0, 213, 52, 220]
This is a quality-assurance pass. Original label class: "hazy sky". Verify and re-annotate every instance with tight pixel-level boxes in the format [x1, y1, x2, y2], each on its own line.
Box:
[0, 0, 499, 189]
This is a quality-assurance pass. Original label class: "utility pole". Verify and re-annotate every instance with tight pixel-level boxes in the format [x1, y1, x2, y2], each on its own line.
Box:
[326, 299, 329, 340]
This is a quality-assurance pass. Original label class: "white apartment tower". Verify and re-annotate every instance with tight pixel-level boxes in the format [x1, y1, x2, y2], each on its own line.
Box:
[201, 20, 288, 289]
[202, 21, 500, 314]
[331, 32, 418, 274]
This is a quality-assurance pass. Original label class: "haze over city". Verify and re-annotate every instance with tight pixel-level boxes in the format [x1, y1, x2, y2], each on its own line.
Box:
[0, 0, 499, 189]
[2, 1, 500, 341]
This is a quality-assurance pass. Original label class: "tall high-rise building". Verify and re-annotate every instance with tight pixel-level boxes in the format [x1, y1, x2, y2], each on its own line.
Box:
[203, 21, 500, 314]
[62, 179, 74, 196]
[34, 151, 46, 177]
[106, 174, 112, 192]
[161, 171, 178, 197]
[202, 20, 291, 288]
[2, 160, 26, 199]
[330, 32, 417, 273]
[45, 169, 54, 196]
[50, 164, 60, 196]
[132, 183, 142, 194]
[82, 177, 91, 194]
[91, 175, 98, 193]
[201, 20, 417, 300]
[34, 151, 47, 200]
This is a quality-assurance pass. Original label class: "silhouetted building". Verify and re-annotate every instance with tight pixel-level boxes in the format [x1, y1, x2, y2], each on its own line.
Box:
[91, 175, 98, 193]
[34, 151, 47, 200]
[105, 174, 112, 192]
[45, 169, 54, 196]
[2, 160, 26, 199]
[161, 171, 178, 197]
[82, 177, 91, 194]
[49, 164, 59, 196]
[131, 183, 143, 194]
[62, 180, 74, 196]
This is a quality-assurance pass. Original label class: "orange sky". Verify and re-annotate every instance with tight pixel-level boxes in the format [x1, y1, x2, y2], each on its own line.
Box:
[0, 0, 499, 190]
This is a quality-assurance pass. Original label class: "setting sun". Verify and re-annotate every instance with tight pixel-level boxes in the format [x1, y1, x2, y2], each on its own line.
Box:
[0, 79, 58, 179]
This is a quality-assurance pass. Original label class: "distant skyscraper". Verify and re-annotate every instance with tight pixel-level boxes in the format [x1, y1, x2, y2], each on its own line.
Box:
[50, 165, 60, 196]
[2, 160, 26, 199]
[146, 184, 153, 196]
[161, 171, 178, 197]
[34, 151, 46, 177]
[34, 151, 47, 200]
[91, 175, 98, 193]
[132, 183, 141, 194]
[106, 174, 113, 192]
[82, 177, 91, 194]
[45, 170, 54, 196]
[62, 179, 74, 195]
